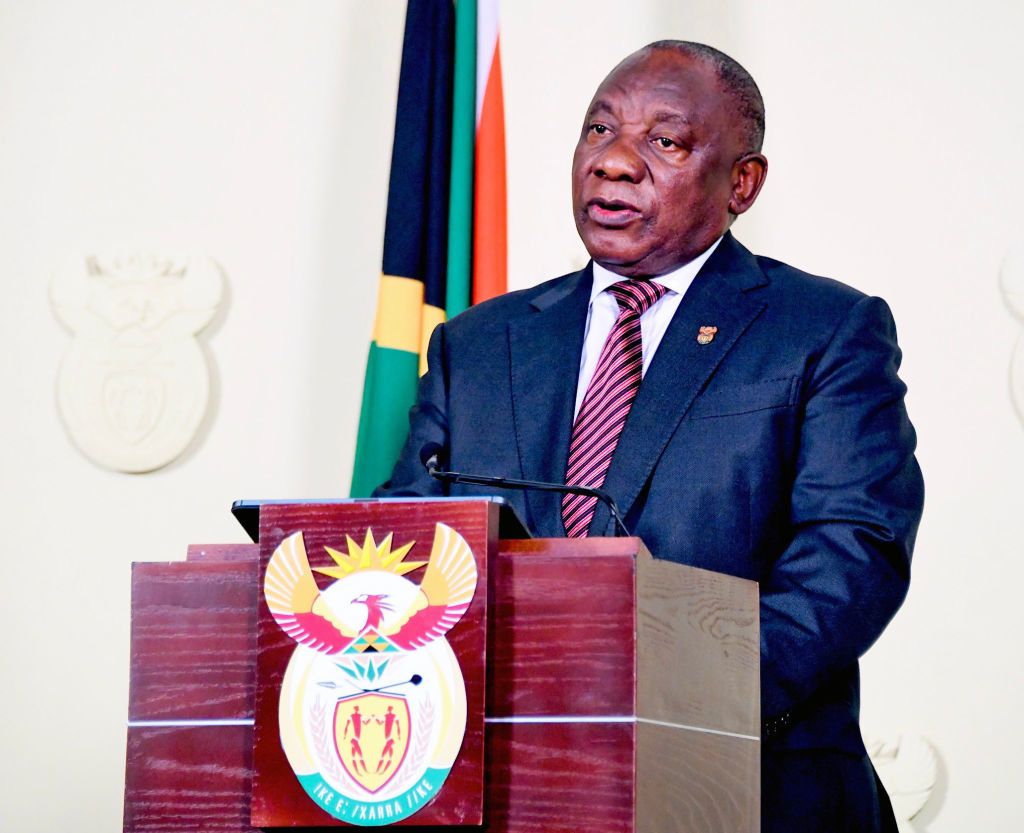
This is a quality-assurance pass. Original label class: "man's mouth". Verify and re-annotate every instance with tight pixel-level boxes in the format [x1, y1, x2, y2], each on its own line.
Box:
[587, 197, 642, 227]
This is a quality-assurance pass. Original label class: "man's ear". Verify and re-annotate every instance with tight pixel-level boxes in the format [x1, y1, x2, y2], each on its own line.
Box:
[729, 153, 768, 216]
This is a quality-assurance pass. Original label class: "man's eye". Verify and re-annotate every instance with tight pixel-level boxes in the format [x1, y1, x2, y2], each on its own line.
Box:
[589, 124, 609, 135]
[654, 137, 677, 149]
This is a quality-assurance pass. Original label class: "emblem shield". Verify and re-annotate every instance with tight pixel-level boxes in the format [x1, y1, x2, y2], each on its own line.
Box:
[333, 693, 411, 793]
[102, 371, 164, 445]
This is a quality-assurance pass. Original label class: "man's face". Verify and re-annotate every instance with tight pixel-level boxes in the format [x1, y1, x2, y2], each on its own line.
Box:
[571, 49, 749, 277]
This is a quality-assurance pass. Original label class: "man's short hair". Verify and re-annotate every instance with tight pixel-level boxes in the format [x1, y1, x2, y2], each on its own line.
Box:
[645, 40, 765, 154]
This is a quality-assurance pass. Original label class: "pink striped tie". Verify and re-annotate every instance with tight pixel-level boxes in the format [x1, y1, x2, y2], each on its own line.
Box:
[562, 279, 668, 537]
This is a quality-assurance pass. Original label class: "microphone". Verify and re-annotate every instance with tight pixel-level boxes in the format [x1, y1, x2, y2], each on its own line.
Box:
[422, 444, 444, 478]
[419, 443, 631, 537]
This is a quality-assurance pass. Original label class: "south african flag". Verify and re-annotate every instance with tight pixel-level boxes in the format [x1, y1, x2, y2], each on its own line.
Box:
[350, 0, 506, 496]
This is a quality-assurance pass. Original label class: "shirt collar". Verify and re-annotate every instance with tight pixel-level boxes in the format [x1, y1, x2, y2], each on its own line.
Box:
[589, 235, 724, 303]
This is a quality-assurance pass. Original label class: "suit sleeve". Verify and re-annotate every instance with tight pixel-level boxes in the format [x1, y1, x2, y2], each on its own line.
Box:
[373, 322, 450, 497]
[759, 295, 924, 721]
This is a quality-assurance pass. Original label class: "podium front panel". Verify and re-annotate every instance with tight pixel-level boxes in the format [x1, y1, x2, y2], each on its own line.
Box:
[251, 501, 493, 828]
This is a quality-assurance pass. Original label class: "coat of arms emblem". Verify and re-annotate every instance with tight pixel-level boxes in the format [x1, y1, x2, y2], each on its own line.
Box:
[696, 325, 719, 345]
[263, 523, 477, 825]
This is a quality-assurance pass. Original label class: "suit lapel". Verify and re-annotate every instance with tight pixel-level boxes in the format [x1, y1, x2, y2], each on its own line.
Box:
[590, 234, 769, 535]
[508, 265, 592, 537]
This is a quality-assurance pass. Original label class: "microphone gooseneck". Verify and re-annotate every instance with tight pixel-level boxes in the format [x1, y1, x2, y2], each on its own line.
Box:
[422, 447, 631, 537]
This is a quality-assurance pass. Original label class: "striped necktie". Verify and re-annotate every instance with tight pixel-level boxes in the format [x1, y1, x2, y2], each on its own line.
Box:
[562, 279, 669, 537]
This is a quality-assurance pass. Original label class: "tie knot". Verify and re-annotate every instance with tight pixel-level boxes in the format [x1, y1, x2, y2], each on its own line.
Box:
[607, 280, 669, 316]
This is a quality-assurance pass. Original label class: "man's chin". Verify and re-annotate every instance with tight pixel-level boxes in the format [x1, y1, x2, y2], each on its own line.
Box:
[589, 256, 648, 278]
[580, 238, 648, 275]
[582, 242, 651, 276]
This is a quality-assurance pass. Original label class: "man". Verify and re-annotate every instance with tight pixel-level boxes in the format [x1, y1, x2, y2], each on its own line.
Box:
[377, 41, 923, 832]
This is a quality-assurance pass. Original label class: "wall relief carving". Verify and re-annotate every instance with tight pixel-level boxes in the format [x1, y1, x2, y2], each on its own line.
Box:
[868, 733, 939, 832]
[1002, 246, 1024, 424]
[50, 254, 223, 472]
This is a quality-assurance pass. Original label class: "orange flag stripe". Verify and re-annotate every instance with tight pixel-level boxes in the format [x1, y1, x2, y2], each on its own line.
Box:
[472, 36, 507, 305]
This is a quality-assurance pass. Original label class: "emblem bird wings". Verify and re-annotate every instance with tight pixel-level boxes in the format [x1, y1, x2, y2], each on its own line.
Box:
[263, 524, 477, 655]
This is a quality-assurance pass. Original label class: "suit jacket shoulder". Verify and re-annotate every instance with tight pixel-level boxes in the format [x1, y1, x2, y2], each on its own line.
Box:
[443, 265, 591, 339]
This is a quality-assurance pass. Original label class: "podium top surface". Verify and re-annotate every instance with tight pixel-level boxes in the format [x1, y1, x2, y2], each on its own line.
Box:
[231, 496, 531, 543]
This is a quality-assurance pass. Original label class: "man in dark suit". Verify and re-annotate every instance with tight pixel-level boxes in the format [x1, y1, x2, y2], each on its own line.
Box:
[377, 40, 923, 832]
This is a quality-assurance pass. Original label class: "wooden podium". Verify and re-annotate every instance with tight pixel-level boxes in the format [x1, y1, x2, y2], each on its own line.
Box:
[123, 500, 759, 832]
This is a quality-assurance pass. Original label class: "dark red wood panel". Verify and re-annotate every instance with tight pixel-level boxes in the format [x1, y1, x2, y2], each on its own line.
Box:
[489, 550, 636, 717]
[124, 725, 256, 833]
[498, 538, 642, 558]
[187, 543, 259, 562]
[129, 562, 258, 721]
[124, 722, 635, 833]
[486, 723, 635, 833]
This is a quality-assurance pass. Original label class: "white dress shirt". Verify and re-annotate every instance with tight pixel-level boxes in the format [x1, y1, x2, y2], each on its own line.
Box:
[573, 236, 724, 419]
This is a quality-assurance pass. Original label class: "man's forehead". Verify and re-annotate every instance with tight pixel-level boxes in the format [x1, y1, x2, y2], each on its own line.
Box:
[594, 52, 720, 102]
[587, 97, 695, 124]
[585, 49, 741, 132]
[614, 47, 714, 81]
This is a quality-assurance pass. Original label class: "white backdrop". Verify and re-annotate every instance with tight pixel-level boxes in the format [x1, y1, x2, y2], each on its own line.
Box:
[0, 2, 1021, 830]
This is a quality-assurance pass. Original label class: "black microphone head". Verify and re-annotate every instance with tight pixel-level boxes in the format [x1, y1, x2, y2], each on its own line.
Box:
[420, 442, 446, 475]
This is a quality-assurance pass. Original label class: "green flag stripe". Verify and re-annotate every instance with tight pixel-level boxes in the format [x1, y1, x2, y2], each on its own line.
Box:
[350, 344, 421, 497]
[351, 1, 455, 496]
[445, 0, 476, 318]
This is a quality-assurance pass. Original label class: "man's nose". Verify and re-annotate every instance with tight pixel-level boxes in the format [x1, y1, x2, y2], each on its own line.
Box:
[593, 136, 645, 182]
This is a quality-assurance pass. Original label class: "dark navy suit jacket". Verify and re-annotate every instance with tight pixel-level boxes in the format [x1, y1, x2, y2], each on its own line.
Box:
[378, 232, 924, 760]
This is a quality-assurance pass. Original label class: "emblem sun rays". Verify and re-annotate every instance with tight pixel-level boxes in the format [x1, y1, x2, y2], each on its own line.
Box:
[316, 529, 427, 579]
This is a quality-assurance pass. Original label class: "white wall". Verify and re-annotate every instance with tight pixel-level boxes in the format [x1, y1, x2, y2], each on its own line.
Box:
[0, 2, 406, 830]
[0, 2, 1021, 831]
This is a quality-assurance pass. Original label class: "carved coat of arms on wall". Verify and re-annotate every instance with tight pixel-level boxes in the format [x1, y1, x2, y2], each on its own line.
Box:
[50, 254, 223, 472]
[1002, 246, 1024, 425]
